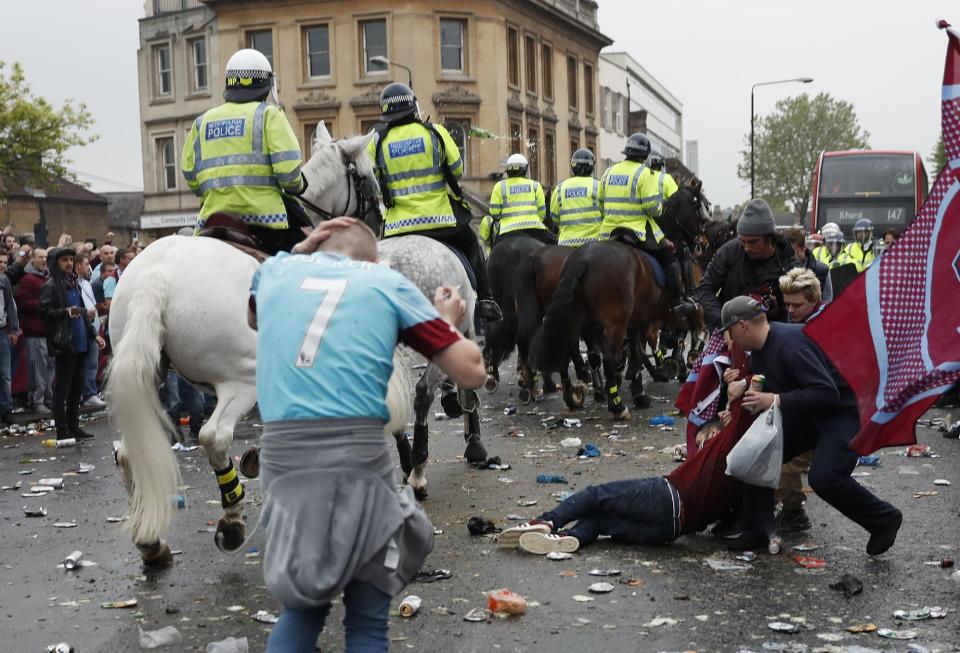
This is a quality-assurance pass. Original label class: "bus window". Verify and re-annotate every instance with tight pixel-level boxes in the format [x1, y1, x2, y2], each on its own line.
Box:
[819, 154, 915, 198]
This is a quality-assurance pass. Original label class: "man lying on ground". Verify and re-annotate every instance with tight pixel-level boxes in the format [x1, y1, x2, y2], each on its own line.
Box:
[497, 384, 756, 554]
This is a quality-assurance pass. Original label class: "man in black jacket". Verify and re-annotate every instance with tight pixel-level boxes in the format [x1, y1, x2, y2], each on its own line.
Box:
[40, 248, 105, 441]
[696, 199, 800, 329]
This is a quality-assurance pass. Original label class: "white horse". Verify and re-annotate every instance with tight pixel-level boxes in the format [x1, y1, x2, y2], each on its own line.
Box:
[108, 124, 403, 564]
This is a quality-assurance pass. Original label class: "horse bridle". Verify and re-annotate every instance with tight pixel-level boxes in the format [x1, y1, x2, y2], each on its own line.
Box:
[293, 148, 382, 226]
[667, 186, 707, 255]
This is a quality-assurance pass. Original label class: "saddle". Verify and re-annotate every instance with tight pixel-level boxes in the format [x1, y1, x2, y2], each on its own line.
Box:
[196, 213, 269, 262]
[608, 227, 666, 288]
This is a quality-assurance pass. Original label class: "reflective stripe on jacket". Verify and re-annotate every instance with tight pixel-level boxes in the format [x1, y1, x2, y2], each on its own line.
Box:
[598, 160, 664, 243]
[813, 244, 853, 269]
[368, 122, 463, 238]
[489, 177, 547, 237]
[182, 101, 304, 232]
[550, 175, 602, 247]
[656, 170, 679, 208]
[842, 241, 875, 272]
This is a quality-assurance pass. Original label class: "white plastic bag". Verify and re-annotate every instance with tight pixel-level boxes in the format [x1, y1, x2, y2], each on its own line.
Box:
[725, 404, 783, 488]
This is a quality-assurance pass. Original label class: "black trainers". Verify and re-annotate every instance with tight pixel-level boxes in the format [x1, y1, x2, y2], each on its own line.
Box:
[71, 429, 96, 441]
[866, 510, 902, 556]
[476, 299, 503, 322]
[778, 507, 812, 533]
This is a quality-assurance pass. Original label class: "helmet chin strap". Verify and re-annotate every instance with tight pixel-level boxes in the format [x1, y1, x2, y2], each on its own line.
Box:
[270, 77, 281, 107]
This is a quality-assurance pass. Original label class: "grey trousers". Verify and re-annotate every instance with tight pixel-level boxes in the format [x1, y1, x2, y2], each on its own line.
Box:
[27, 336, 55, 407]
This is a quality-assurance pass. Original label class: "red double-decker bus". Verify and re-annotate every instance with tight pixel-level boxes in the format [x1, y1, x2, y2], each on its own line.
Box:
[808, 150, 929, 237]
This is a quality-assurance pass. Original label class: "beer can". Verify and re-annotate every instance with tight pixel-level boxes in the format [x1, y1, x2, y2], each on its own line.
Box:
[63, 550, 83, 570]
[750, 374, 766, 393]
[399, 595, 421, 618]
[46, 644, 73, 653]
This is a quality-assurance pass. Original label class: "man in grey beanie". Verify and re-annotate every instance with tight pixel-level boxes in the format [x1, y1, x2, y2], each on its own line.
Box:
[696, 199, 799, 330]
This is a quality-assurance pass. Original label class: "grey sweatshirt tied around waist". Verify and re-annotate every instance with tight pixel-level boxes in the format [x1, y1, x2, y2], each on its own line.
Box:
[259, 418, 434, 609]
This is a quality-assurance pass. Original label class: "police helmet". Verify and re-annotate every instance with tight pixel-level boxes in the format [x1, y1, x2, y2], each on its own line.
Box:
[224, 49, 274, 103]
[570, 148, 595, 176]
[825, 230, 845, 256]
[819, 222, 841, 236]
[853, 218, 873, 243]
[379, 83, 418, 123]
[647, 151, 665, 171]
[505, 153, 529, 177]
[622, 133, 651, 160]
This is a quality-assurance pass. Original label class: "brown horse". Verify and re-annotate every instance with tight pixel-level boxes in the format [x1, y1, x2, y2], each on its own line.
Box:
[530, 184, 708, 416]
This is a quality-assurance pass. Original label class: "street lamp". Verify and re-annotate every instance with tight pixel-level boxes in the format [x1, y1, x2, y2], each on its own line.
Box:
[751, 77, 813, 198]
[368, 55, 413, 89]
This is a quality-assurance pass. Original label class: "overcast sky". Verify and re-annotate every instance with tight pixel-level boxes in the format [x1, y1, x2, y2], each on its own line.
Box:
[0, 1, 956, 208]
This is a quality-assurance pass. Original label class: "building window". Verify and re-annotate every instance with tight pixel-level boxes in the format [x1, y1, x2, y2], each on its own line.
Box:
[583, 62, 594, 116]
[440, 18, 465, 73]
[543, 130, 556, 188]
[620, 95, 629, 135]
[361, 19, 388, 75]
[509, 120, 523, 156]
[566, 55, 578, 110]
[190, 37, 207, 91]
[585, 136, 596, 158]
[600, 88, 609, 129]
[527, 125, 540, 180]
[570, 137, 580, 158]
[304, 25, 331, 79]
[247, 29, 274, 69]
[158, 138, 176, 191]
[154, 44, 172, 97]
[444, 118, 469, 173]
[524, 34, 537, 95]
[541, 43, 553, 100]
[507, 26, 520, 89]
[359, 117, 382, 134]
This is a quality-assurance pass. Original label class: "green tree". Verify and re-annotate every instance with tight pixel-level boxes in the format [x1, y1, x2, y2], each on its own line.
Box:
[929, 136, 946, 176]
[738, 92, 869, 222]
[0, 61, 96, 199]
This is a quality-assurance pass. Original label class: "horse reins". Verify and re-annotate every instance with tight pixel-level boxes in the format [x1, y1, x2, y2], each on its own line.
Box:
[293, 150, 381, 225]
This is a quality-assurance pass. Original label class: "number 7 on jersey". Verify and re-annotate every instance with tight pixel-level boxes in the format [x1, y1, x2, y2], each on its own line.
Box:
[296, 278, 348, 367]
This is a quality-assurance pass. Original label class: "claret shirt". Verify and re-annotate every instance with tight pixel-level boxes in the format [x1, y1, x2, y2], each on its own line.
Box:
[250, 251, 461, 423]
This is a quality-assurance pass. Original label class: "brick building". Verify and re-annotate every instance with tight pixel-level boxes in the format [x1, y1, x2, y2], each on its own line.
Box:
[0, 177, 110, 247]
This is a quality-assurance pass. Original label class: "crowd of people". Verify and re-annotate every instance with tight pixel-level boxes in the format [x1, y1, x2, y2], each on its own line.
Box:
[0, 228, 140, 440]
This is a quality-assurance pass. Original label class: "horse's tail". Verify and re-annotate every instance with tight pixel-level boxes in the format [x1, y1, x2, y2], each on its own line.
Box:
[107, 273, 181, 545]
[531, 255, 589, 374]
[514, 253, 544, 348]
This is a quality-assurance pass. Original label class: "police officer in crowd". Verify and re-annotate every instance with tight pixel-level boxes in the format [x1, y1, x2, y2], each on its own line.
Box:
[182, 49, 308, 254]
[369, 83, 500, 321]
[843, 218, 876, 272]
[646, 151, 678, 208]
[488, 153, 554, 245]
[549, 149, 603, 247]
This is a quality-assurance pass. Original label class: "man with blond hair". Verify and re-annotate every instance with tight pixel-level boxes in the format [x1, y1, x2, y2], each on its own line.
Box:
[779, 268, 825, 325]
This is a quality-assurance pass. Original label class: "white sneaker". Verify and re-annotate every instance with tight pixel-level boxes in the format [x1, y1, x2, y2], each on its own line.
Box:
[518, 532, 580, 555]
[495, 520, 552, 548]
[84, 395, 107, 408]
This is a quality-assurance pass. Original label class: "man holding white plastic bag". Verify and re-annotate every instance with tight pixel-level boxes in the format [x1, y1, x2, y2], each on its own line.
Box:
[720, 296, 902, 555]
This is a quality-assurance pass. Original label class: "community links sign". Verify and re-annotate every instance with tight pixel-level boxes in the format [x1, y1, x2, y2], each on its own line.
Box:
[140, 213, 196, 229]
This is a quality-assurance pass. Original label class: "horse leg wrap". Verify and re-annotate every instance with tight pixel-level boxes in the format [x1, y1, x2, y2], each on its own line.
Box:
[608, 384, 623, 408]
[215, 461, 244, 509]
[411, 422, 429, 468]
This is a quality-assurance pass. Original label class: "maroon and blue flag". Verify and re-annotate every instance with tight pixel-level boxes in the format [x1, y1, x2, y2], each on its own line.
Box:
[804, 20, 960, 454]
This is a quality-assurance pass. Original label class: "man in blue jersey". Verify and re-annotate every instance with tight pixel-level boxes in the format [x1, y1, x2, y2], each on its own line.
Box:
[249, 218, 485, 653]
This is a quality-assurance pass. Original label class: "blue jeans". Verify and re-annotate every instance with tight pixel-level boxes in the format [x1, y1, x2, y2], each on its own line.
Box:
[266, 580, 391, 653]
[82, 338, 99, 398]
[541, 476, 681, 546]
[0, 334, 12, 414]
[177, 376, 204, 436]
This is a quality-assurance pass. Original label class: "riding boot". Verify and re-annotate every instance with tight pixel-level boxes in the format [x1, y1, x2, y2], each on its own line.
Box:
[666, 260, 697, 319]
[470, 249, 502, 321]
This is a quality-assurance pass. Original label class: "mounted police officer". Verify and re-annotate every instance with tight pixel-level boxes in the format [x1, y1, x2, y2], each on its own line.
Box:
[646, 151, 678, 208]
[599, 133, 691, 314]
[549, 148, 603, 247]
[368, 82, 500, 321]
[488, 153, 554, 245]
[182, 48, 309, 254]
[843, 218, 876, 272]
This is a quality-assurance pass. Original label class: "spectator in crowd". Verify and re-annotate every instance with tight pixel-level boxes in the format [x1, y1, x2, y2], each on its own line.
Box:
[91, 261, 115, 316]
[783, 228, 832, 303]
[39, 248, 103, 441]
[5, 242, 31, 285]
[19, 233, 36, 247]
[92, 244, 117, 278]
[3, 234, 18, 252]
[101, 249, 136, 302]
[882, 228, 899, 247]
[74, 252, 106, 408]
[103, 232, 115, 246]
[16, 248, 54, 414]
[57, 234, 73, 247]
[721, 296, 902, 554]
[0, 251, 20, 424]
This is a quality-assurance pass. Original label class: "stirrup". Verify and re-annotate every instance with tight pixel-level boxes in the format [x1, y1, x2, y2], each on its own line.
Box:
[476, 299, 503, 321]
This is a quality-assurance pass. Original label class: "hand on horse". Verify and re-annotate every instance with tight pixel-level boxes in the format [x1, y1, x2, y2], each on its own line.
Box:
[433, 285, 466, 329]
[293, 217, 361, 254]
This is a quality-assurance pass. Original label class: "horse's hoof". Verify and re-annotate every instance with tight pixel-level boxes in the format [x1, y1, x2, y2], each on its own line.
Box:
[633, 393, 653, 410]
[570, 383, 586, 409]
[239, 445, 260, 479]
[440, 391, 463, 418]
[612, 406, 631, 420]
[518, 387, 532, 405]
[138, 540, 174, 566]
[214, 518, 246, 553]
[463, 435, 488, 464]
[413, 485, 429, 501]
[484, 375, 499, 393]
